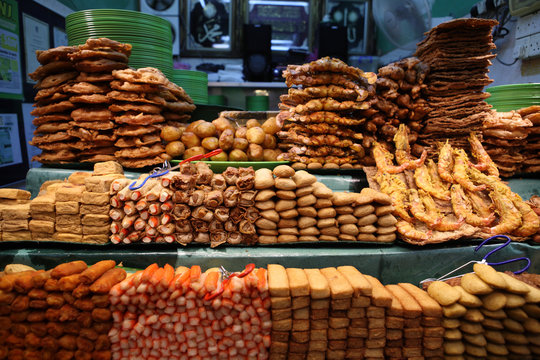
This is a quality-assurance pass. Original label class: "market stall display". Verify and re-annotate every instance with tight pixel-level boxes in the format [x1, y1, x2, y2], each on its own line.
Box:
[0, 190, 31, 242]
[415, 18, 498, 155]
[517, 105, 540, 174]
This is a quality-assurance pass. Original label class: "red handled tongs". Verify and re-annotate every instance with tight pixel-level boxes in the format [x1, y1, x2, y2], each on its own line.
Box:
[204, 263, 256, 301]
[129, 149, 223, 190]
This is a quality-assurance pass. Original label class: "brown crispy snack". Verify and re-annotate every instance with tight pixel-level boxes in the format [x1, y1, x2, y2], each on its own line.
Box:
[109, 103, 162, 114]
[35, 72, 78, 89]
[115, 134, 161, 148]
[117, 155, 167, 168]
[110, 80, 161, 93]
[32, 149, 78, 163]
[76, 72, 114, 82]
[163, 81, 193, 103]
[34, 122, 71, 134]
[164, 101, 196, 113]
[288, 85, 367, 102]
[29, 61, 75, 81]
[115, 125, 160, 136]
[280, 97, 372, 114]
[107, 90, 166, 106]
[278, 153, 358, 165]
[71, 107, 113, 122]
[30, 101, 76, 116]
[114, 143, 165, 159]
[32, 114, 71, 125]
[114, 113, 165, 125]
[278, 132, 361, 148]
[279, 110, 366, 126]
[162, 112, 191, 121]
[38, 142, 77, 151]
[69, 49, 129, 63]
[83, 146, 117, 155]
[69, 121, 116, 131]
[112, 67, 168, 85]
[80, 38, 132, 56]
[35, 92, 70, 106]
[283, 122, 362, 139]
[36, 46, 78, 64]
[34, 84, 67, 100]
[286, 57, 371, 82]
[64, 82, 110, 94]
[68, 128, 117, 142]
[69, 140, 115, 151]
[80, 154, 117, 163]
[74, 59, 128, 73]
[70, 94, 110, 104]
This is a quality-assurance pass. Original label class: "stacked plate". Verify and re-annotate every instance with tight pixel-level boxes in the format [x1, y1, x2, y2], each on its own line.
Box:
[66, 9, 174, 79]
[173, 70, 208, 104]
[486, 83, 540, 111]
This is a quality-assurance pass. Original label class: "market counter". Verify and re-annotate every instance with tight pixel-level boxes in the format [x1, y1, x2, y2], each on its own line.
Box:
[0, 241, 537, 285]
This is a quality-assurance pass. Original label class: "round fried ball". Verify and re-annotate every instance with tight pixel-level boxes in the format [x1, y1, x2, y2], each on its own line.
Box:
[246, 119, 261, 128]
[165, 141, 185, 158]
[246, 127, 265, 145]
[233, 137, 249, 150]
[247, 143, 264, 161]
[183, 146, 205, 159]
[185, 119, 205, 133]
[160, 126, 183, 142]
[180, 131, 200, 148]
[194, 122, 217, 138]
[201, 137, 219, 150]
[210, 151, 228, 161]
[229, 149, 248, 161]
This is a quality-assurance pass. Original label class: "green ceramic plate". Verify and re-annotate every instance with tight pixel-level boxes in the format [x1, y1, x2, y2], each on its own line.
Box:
[170, 160, 290, 173]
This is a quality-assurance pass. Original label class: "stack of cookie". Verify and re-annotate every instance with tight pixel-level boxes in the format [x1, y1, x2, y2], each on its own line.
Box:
[109, 67, 190, 168]
[29, 186, 57, 241]
[81, 162, 124, 244]
[0, 189, 31, 241]
[518, 105, 540, 174]
[277, 57, 377, 168]
[53, 183, 85, 242]
[67, 38, 131, 163]
[29, 46, 79, 163]
[415, 18, 498, 155]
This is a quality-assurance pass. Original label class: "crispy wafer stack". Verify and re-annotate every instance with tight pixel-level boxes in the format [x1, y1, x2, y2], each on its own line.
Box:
[29, 46, 79, 163]
[276, 57, 377, 168]
[53, 183, 85, 243]
[0, 189, 31, 241]
[481, 110, 531, 177]
[29, 187, 56, 241]
[415, 18, 498, 155]
[110, 67, 195, 168]
[67, 38, 130, 163]
[269, 264, 292, 359]
[518, 105, 540, 174]
[0, 260, 124, 360]
[427, 263, 540, 359]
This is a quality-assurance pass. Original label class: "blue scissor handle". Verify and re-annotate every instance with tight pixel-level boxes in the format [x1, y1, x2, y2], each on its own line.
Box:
[129, 162, 171, 190]
[475, 234, 531, 274]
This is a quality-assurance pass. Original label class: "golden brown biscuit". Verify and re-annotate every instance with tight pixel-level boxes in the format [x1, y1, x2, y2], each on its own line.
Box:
[320, 267, 354, 300]
[454, 285, 482, 307]
[268, 264, 290, 297]
[461, 273, 493, 295]
[427, 281, 461, 306]
[473, 263, 507, 289]
[385, 284, 421, 317]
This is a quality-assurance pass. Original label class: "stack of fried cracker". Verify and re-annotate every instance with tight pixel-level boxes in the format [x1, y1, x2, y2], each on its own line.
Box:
[110, 67, 194, 168]
[53, 182, 85, 242]
[415, 18, 498, 155]
[29, 183, 58, 241]
[482, 110, 531, 177]
[0, 189, 31, 241]
[67, 38, 131, 163]
[81, 162, 125, 243]
[29, 46, 79, 163]
[276, 57, 377, 168]
[518, 105, 540, 174]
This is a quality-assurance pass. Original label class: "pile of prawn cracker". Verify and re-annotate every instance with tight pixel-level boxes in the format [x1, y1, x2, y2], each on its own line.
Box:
[24, 161, 124, 243]
[109, 162, 398, 245]
[108, 263, 271, 359]
[29, 38, 195, 168]
[276, 57, 378, 168]
[426, 263, 540, 359]
[415, 18, 498, 155]
[0, 260, 126, 360]
[268, 264, 445, 359]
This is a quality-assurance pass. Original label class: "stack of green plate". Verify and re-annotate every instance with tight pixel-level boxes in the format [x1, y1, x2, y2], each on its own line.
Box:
[66, 9, 174, 79]
[486, 83, 540, 111]
[246, 95, 269, 111]
[173, 70, 208, 104]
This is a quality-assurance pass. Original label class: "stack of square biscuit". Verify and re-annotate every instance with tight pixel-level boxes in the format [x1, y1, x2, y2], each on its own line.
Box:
[29, 183, 60, 240]
[29, 46, 79, 163]
[427, 263, 540, 359]
[67, 38, 131, 163]
[518, 105, 540, 174]
[0, 189, 32, 241]
[81, 161, 125, 243]
[363, 275, 392, 359]
[53, 182, 85, 242]
[110, 67, 194, 168]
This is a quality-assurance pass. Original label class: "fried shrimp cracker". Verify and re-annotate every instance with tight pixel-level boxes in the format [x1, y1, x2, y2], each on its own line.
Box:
[69, 94, 110, 104]
[76, 72, 114, 82]
[34, 122, 71, 134]
[114, 143, 165, 159]
[287, 85, 365, 102]
[114, 134, 161, 148]
[115, 125, 160, 137]
[29, 61, 74, 81]
[109, 80, 161, 93]
[68, 127, 117, 142]
[74, 59, 128, 73]
[30, 101, 76, 116]
[36, 46, 78, 64]
[69, 121, 115, 131]
[69, 49, 129, 62]
[107, 90, 166, 106]
[112, 67, 168, 85]
[164, 101, 196, 113]
[114, 113, 165, 125]
[64, 82, 110, 94]
[71, 107, 113, 122]
[109, 103, 162, 114]
[32, 114, 72, 125]
[117, 155, 166, 168]
[79, 38, 132, 56]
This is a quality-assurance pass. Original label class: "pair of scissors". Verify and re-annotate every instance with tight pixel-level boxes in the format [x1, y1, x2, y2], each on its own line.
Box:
[128, 149, 223, 190]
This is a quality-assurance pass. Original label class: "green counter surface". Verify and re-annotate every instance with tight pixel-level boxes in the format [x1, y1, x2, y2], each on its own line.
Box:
[0, 242, 537, 285]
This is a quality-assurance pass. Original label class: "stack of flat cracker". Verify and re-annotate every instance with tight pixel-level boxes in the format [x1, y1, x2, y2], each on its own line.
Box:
[53, 183, 85, 242]
[67, 38, 131, 163]
[0, 189, 31, 241]
[82, 161, 125, 243]
[29, 184, 59, 241]
[110, 67, 195, 168]
[482, 110, 532, 177]
[29, 46, 79, 163]
[517, 105, 540, 174]
[415, 18, 498, 154]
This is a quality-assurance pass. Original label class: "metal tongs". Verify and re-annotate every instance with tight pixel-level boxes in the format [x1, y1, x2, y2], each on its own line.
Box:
[204, 263, 256, 301]
[420, 235, 531, 285]
[129, 149, 223, 190]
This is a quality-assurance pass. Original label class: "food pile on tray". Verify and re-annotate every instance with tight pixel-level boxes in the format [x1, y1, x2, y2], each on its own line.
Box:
[2, 260, 540, 360]
[110, 162, 398, 245]
[29, 38, 195, 168]
[364, 125, 540, 245]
